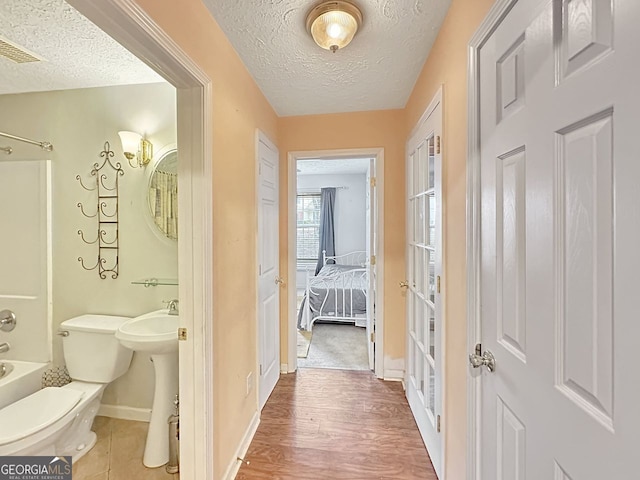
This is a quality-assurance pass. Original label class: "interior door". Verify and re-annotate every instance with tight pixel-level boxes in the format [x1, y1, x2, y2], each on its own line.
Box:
[365, 159, 376, 371]
[476, 0, 639, 478]
[406, 96, 442, 477]
[257, 133, 280, 410]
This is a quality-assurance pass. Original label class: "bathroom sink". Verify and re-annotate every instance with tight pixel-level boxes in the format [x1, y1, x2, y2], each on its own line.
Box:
[115, 309, 178, 354]
[115, 308, 180, 467]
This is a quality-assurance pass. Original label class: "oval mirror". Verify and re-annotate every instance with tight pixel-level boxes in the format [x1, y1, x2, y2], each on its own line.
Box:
[147, 148, 178, 240]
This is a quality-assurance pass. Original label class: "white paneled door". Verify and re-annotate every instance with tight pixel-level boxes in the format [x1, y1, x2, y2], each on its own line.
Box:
[406, 91, 442, 478]
[257, 133, 280, 410]
[474, 0, 639, 478]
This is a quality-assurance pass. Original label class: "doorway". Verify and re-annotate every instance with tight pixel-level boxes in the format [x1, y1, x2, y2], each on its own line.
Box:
[287, 148, 384, 377]
[66, 1, 214, 478]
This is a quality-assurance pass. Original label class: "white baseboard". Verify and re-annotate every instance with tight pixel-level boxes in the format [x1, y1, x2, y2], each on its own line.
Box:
[221, 410, 260, 480]
[383, 369, 405, 382]
[98, 404, 151, 422]
[280, 363, 288, 374]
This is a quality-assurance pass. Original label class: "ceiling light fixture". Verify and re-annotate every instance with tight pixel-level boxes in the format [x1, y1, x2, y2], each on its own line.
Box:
[306, 1, 363, 53]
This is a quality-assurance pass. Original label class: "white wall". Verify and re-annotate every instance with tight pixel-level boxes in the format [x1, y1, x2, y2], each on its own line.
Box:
[296, 173, 367, 288]
[0, 83, 177, 409]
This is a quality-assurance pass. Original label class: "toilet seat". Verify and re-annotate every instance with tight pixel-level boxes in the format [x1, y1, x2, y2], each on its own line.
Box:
[0, 387, 84, 446]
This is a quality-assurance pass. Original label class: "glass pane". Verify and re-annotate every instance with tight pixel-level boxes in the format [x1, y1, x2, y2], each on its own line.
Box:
[428, 251, 436, 304]
[422, 358, 429, 400]
[408, 153, 415, 197]
[414, 248, 424, 295]
[427, 363, 435, 416]
[413, 147, 421, 196]
[415, 343, 424, 396]
[408, 340, 415, 378]
[428, 136, 435, 189]
[409, 291, 415, 336]
[427, 305, 435, 360]
[418, 141, 427, 194]
[408, 198, 414, 243]
[414, 295, 424, 345]
[427, 193, 436, 247]
[416, 197, 425, 245]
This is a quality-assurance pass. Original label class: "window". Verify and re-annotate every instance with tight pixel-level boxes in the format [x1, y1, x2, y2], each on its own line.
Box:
[297, 194, 321, 261]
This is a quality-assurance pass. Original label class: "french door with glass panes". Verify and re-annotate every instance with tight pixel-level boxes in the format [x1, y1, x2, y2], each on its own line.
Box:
[405, 90, 442, 478]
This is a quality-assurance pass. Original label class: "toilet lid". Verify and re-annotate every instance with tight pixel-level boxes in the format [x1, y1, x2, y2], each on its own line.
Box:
[0, 387, 84, 446]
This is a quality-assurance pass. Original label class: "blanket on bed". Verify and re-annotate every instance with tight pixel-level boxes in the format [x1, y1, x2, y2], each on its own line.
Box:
[297, 264, 368, 330]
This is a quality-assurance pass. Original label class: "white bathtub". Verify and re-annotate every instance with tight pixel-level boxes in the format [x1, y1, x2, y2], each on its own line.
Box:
[0, 360, 48, 410]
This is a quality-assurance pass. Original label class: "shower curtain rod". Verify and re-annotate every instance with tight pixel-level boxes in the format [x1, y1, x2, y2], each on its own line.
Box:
[0, 131, 53, 152]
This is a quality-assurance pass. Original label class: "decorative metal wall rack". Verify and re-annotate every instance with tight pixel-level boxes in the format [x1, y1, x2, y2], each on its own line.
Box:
[76, 141, 123, 279]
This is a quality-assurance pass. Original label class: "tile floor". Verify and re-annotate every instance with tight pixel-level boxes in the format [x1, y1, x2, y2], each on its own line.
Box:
[73, 416, 179, 480]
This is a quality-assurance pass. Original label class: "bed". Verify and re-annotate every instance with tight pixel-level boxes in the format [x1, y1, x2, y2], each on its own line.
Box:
[297, 251, 369, 331]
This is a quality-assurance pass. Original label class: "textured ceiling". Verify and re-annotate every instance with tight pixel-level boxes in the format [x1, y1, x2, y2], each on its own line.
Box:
[0, 0, 163, 95]
[297, 158, 370, 175]
[203, 0, 452, 116]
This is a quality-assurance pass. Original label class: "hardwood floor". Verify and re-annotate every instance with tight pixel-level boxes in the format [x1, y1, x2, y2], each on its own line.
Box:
[237, 368, 437, 480]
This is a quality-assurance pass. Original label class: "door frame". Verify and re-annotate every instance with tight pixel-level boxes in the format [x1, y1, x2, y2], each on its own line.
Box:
[256, 129, 280, 410]
[466, 1, 520, 479]
[286, 148, 385, 378]
[66, 1, 214, 479]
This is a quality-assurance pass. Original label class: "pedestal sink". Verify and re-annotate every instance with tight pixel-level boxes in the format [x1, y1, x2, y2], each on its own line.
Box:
[115, 309, 178, 468]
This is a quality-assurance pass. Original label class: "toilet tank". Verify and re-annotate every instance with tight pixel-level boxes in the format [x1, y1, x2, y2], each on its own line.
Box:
[60, 315, 133, 383]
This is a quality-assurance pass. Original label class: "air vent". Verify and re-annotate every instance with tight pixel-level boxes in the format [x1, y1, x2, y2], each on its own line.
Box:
[0, 37, 42, 64]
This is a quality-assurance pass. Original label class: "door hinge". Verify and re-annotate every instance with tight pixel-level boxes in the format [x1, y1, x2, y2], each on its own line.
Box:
[436, 136, 441, 154]
[370, 255, 376, 266]
[370, 177, 377, 187]
[370, 332, 375, 343]
[178, 328, 187, 341]
[437, 275, 441, 293]
[437, 414, 441, 433]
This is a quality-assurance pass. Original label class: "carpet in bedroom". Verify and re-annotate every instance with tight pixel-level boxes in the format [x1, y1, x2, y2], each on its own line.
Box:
[297, 329, 312, 358]
[297, 323, 369, 370]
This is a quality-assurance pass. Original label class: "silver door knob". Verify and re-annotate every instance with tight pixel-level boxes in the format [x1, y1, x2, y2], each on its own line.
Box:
[469, 350, 496, 372]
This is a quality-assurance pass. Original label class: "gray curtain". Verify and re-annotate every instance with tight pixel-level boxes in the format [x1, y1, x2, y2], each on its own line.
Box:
[315, 187, 336, 275]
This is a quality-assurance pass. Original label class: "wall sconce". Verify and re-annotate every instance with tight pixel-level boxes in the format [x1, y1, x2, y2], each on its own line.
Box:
[118, 131, 153, 168]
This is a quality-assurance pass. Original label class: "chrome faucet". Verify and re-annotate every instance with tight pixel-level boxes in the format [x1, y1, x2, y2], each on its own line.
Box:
[0, 342, 10, 354]
[166, 299, 179, 316]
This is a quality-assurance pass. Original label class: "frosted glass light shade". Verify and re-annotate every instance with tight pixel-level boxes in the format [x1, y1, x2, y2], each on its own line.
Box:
[306, 1, 362, 53]
[118, 131, 142, 159]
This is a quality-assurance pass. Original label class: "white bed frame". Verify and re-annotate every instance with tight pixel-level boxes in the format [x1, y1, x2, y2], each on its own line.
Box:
[300, 250, 369, 330]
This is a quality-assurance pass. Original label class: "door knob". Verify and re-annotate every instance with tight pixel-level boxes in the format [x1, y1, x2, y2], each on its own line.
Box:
[469, 349, 496, 372]
[399, 280, 409, 289]
[275, 277, 285, 286]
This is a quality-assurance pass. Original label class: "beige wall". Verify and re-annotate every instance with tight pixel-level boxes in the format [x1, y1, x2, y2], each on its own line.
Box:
[278, 110, 406, 371]
[0, 83, 178, 409]
[404, 0, 495, 478]
[132, 1, 279, 477]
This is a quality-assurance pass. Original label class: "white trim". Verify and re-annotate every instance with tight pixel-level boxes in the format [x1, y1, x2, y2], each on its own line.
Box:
[66, 2, 215, 479]
[280, 364, 288, 374]
[220, 411, 260, 480]
[383, 369, 405, 381]
[98, 404, 152, 423]
[466, 2, 518, 480]
[287, 148, 385, 378]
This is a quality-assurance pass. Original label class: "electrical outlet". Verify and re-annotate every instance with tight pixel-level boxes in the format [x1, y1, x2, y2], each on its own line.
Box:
[246, 372, 253, 396]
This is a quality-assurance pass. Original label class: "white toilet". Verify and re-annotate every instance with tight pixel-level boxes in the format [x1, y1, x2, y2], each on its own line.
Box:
[0, 314, 133, 461]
